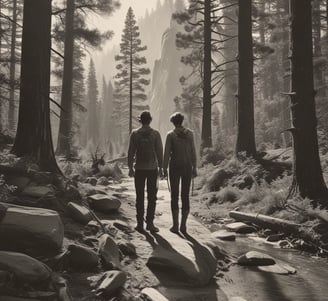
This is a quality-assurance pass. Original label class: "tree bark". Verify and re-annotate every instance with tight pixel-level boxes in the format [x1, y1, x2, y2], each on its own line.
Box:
[8, 0, 18, 132]
[313, 0, 325, 97]
[0, 1, 2, 132]
[201, 0, 212, 150]
[129, 34, 133, 134]
[12, 0, 60, 174]
[288, 0, 328, 202]
[236, 0, 257, 157]
[280, 0, 291, 148]
[56, 0, 75, 157]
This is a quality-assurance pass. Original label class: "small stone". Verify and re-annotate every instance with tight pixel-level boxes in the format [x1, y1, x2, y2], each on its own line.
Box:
[118, 240, 137, 256]
[258, 262, 296, 275]
[98, 234, 120, 269]
[67, 202, 92, 225]
[97, 177, 109, 186]
[226, 222, 256, 234]
[85, 177, 97, 186]
[112, 220, 132, 232]
[229, 297, 248, 301]
[141, 288, 169, 301]
[278, 240, 293, 249]
[95, 271, 126, 296]
[67, 244, 98, 271]
[237, 251, 275, 266]
[266, 233, 284, 242]
[88, 194, 121, 212]
[211, 230, 236, 241]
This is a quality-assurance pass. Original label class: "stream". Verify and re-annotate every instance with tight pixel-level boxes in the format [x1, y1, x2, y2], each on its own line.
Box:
[217, 235, 328, 301]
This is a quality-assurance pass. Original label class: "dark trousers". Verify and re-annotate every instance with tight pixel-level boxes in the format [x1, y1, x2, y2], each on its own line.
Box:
[169, 166, 192, 212]
[134, 169, 158, 224]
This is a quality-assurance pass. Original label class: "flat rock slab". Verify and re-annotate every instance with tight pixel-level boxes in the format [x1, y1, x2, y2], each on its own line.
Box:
[258, 262, 297, 275]
[22, 185, 55, 198]
[147, 230, 216, 287]
[0, 202, 64, 253]
[88, 194, 121, 212]
[211, 230, 236, 241]
[67, 202, 92, 225]
[226, 222, 256, 234]
[237, 251, 275, 266]
[0, 251, 51, 285]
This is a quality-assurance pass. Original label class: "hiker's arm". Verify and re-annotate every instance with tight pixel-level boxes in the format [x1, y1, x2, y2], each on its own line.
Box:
[155, 132, 163, 169]
[128, 132, 136, 170]
[163, 134, 171, 171]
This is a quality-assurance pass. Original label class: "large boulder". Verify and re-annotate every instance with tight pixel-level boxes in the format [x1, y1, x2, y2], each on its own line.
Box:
[88, 194, 121, 212]
[0, 203, 64, 254]
[98, 234, 120, 269]
[0, 251, 51, 285]
[21, 185, 55, 198]
[147, 230, 217, 287]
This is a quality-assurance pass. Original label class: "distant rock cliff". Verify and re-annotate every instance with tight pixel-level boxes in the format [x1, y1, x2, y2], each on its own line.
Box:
[149, 9, 189, 139]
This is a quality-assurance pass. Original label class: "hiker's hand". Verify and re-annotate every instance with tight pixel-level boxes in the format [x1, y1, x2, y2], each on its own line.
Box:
[159, 168, 164, 179]
[163, 169, 168, 179]
[128, 168, 135, 177]
[192, 167, 197, 178]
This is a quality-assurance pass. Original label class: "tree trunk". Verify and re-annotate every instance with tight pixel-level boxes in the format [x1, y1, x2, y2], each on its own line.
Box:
[236, 0, 257, 157]
[280, 0, 291, 148]
[12, 0, 60, 174]
[288, 0, 328, 202]
[8, 0, 18, 132]
[222, 0, 237, 136]
[201, 0, 212, 150]
[0, 1, 2, 132]
[129, 38, 133, 134]
[313, 0, 325, 97]
[56, 0, 75, 157]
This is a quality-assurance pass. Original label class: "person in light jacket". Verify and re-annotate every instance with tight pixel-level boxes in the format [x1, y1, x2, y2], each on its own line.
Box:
[163, 112, 197, 234]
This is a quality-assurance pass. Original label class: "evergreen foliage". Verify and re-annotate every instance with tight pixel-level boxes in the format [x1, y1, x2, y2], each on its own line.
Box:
[114, 7, 150, 137]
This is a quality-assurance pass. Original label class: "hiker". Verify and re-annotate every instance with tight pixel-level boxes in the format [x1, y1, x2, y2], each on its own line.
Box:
[128, 111, 163, 233]
[163, 112, 197, 234]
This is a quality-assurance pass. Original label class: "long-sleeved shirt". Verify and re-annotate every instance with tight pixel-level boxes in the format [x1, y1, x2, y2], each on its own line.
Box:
[128, 125, 163, 170]
[163, 126, 197, 170]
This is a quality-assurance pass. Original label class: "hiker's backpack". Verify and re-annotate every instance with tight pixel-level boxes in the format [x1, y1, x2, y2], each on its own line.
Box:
[171, 129, 192, 167]
[136, 130, 155, 163]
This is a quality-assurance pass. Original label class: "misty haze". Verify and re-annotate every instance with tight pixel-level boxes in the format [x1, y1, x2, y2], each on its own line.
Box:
[0, 0, 328, 300]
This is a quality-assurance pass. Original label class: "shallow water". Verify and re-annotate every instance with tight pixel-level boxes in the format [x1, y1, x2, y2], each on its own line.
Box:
[217, 236, 328, 301]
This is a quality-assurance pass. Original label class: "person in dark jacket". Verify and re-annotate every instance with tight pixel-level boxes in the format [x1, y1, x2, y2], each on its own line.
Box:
[128, 111, 163, 233]
[163, 112, 197, 234]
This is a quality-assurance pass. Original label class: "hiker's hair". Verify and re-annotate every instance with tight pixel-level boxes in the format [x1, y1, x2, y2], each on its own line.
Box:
[170, 112, 184, 126]
[139, 111, 152, 125]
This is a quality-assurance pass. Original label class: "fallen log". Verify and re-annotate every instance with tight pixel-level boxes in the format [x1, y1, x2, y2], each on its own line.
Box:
[229, 211, 319, 244]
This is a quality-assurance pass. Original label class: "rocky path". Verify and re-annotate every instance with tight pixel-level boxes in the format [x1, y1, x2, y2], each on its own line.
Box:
[111, 174, 232, 301]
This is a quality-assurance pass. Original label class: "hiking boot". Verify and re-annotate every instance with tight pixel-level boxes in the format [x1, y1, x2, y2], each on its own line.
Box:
[170, 210, 179, 234]
[146, 223, 159, 233]
[134, 223, 144, 233]
[180, 209, 189, 234]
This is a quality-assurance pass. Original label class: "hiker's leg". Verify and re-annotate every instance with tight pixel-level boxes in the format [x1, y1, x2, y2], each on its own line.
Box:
[146, 169, 159, 232]
[180, 168, 192, 233]
[135, 170, 146, 230]
[169, 168, 181, 233]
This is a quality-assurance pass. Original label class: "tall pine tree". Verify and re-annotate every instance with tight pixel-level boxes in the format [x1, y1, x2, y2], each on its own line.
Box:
[86, 58, 99, 146]
[114, 7, 150, 135]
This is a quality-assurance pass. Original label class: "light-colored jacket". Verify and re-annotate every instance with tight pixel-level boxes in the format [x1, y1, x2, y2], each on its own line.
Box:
[163, 126, 197, 170]
[128, 125, 163, 170]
